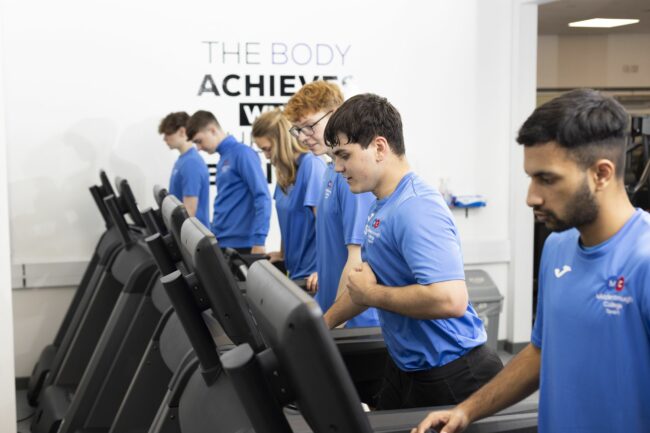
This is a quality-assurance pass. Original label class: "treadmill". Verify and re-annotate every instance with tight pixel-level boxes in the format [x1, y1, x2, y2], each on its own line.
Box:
[222, 260, 538, 433]
[27, 170, 145, 406]
[31, 180, 158, 433]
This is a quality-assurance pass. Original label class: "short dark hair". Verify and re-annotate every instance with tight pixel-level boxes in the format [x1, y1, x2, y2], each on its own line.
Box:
[186, 110, 221, 140]
[517, 89, 629, 178]
[324, 93, 405, 156]
[158, 111, 189, 135]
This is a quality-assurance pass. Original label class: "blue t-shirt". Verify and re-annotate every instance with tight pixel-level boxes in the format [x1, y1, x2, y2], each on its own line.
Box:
[361, 172, 486, 371]
[211, 135, 272, 248]
[532, 209, 650, 433]
[274, 152, 326, 280]
[169, 147, 210, 227]
[315, 163, 379, 328]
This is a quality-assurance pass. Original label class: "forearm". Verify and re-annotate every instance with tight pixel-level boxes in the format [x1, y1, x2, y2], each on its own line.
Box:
[336, 266, 351, 300]
[459, 343, 541, 423]
[365, 280, 467, 319]
[251, 245, 266, 254]
[182, 196, 198, 217]
[324, 290, 368, 329]
[337, 245, 361, 298]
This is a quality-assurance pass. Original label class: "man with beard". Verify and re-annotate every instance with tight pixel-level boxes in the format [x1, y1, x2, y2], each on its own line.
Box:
[412, 89, 650, 433]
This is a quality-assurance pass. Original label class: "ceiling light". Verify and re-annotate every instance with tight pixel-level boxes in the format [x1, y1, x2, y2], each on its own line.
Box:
[569, 18, 640, 28]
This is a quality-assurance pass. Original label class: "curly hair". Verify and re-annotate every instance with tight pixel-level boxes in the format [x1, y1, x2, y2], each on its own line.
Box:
[284, 80, 344, 122]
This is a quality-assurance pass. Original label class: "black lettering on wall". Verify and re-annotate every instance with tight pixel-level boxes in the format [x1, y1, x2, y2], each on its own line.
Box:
[198, 75, 220, 96]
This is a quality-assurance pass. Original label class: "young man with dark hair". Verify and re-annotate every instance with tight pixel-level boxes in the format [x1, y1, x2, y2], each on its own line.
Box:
[412, 89, 650, 433]
[324, 93, 502, 409]
[186, 110, 271, 254]
[159, 111, 210, 226]
[285, 81, 379, 327]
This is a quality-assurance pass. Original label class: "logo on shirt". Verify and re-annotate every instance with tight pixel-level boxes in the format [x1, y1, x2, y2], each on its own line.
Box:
[615, 276, 625, 292]
[324, 180, 333, 199]
[554, 265, 572, 278]
[607, 276, 626, 292]
[364, 212, 381, 244]
[597, 275, 633, 316]
[220, 159, 231, 174]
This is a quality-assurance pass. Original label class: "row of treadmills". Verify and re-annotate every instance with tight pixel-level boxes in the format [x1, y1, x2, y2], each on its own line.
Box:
[24, 170, 538, 433]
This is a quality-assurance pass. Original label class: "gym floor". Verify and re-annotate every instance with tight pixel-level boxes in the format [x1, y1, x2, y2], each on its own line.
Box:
[16, 389, 31, 433]
[14, 350, 538, 433]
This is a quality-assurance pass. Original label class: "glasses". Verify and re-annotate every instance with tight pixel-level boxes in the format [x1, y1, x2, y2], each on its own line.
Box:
[289, 111, 332, 138]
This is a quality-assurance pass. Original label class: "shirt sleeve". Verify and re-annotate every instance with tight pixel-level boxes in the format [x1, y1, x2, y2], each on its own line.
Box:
[338, 176, 373, 245]
[393, 196, 465, 285]
[301, 156, 326, 208]
[181, 157, 206, 198]
[531, 235, 555, 349]
[638, 252, 650, 338]
[237, 147, 272, 245]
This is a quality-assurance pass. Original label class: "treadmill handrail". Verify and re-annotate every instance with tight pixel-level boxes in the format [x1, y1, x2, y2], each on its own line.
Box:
[104, 195, 132, 247]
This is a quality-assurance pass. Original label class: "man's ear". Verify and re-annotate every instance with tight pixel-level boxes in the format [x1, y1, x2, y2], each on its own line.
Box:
[374, 136, 389, 162]
[178, 126, 187, 138]
[592, 158, 616, 191]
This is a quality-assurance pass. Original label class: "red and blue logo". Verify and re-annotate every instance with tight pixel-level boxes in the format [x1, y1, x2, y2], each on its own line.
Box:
[615, 276, 625, 292]
[372, 219, 381, 229]
[608, 275, 625, 292]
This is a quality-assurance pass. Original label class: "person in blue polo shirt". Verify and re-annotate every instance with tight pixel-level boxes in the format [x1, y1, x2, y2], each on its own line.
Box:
[187, 110, 271, 254]
[285, 80, 379, 327]
[412, 90, 650, 433]
[323, 93, 502, 409]
[159, 111, 210, 227]
[252, 108, 325, 286]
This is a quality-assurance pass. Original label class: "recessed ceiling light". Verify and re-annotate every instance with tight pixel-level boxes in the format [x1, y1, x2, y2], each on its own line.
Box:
[569, 18, 640, 28]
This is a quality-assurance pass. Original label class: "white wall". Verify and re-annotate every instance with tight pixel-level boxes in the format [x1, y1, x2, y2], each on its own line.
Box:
[538, 33, 650, 88]
[12, 288, 75, 377]
[4, 0, 541, 375]
[0, 0, 18, 428]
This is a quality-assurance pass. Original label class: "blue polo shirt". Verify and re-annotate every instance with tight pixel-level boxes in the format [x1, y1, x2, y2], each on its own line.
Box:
[169, 147, 210, 227]
[532, 209, 650, 433]
[274, 152, 326, 280]
[361, 172, 486, 371]
[315, 163, 379, 328]
[211, 135, 271, 248]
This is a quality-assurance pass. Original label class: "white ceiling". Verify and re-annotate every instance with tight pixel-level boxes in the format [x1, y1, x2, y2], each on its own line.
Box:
[539, 0, 650, 35]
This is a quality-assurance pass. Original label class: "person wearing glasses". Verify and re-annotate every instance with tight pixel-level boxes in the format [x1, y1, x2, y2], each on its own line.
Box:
[323, 93, 502, 409]
[251, 109, 325, 291]
[186, 110, 271, 254]
[158, 111, 210, 227]
[285, 81, 379, 328]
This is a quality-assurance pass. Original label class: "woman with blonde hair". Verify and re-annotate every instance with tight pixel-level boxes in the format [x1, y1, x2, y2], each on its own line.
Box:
[252, 108, 325, 291]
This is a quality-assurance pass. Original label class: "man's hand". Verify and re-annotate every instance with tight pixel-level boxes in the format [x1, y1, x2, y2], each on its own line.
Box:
[347, 262, 378, 306]
[411, 407, 470, 433]
[306, 272, 318, 294]
[251, 245, 266, 254]
[267, 251, 283, 262]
